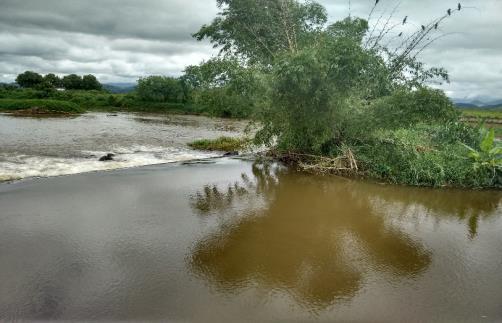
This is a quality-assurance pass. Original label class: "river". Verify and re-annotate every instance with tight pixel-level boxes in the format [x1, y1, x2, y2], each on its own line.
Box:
[0, 113, 501, 322]
[0, 112, 247, 182]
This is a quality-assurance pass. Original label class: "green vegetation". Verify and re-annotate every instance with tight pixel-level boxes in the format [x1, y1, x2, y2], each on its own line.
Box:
[182, 58, 259, 118]
[137, 76, 185, 103]
[2, 1, 500, 188]
[463, 128, 502, 174]
[15, 71, 102, 91]
[461, 108, 502, 120]
[0, 99, 83, 114]
[1, 69, 253, 117]
[189, 0, 500, 188]
[459, 108, 502, 138]
[188, 137, 250, 152]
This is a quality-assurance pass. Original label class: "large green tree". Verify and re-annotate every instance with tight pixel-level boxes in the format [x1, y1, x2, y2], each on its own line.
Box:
[194, 0, 327, 65]
[43, 73, 62, 88]
[82, 74, 102, 90]
[195, 1, 456, 153]
[62, 74, 84, 90]
[182, 58, 260, 117]
[16, 71, 44, 88]
[137, 76, 184, 103]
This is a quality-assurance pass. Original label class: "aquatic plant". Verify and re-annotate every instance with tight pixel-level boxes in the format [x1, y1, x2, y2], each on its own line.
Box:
[188, 136, 250, 152]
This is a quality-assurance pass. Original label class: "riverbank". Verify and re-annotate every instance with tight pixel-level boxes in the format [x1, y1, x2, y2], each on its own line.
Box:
[0, 99, 84, 115]
[1, 157, 502, 321]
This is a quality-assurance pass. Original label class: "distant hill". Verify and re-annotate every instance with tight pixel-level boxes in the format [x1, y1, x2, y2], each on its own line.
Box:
[456, 102, 478, 108]
[103, 82, 136, 94]
[453, 97, 502, 110]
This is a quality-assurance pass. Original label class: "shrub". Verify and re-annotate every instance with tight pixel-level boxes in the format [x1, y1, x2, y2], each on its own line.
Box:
[370, 87, 460, 130]
[0, 99, 83, 113]
[356, 124, 500, 188]
[188, 137, 250, 152]
[137, 76, 185, 103]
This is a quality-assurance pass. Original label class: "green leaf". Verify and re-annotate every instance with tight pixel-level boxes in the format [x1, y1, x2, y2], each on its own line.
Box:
[489, 146, 502, 156]
[468, 151, 480, 160]
[460, 142, 477, 153]
[480, 128, 495, 153]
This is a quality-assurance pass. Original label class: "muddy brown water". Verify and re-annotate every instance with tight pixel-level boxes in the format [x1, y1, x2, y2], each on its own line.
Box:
[0, 158, 501, 322]
[0, 112, 248, 181]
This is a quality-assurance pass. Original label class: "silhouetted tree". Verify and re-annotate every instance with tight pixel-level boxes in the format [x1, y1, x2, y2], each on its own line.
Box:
[15, 71, 44, 88]
[62, 74, 83, 90]
[82, 74, 102, 90]
[43, 73, 62, 88]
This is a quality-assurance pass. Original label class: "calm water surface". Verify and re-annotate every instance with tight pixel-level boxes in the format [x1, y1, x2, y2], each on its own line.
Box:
[0, 159, 501, 322]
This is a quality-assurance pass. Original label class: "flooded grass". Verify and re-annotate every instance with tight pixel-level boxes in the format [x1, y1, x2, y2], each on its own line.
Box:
[188, 136, 250, 152]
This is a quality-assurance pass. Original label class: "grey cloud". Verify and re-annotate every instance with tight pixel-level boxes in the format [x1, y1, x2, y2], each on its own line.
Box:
[0, 0, 217, 41]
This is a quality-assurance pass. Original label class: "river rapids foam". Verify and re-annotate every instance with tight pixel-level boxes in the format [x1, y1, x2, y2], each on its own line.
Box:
[0, 145, 219, 182]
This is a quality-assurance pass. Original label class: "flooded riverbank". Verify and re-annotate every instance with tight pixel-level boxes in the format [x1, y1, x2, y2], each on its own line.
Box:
[1, 158, 501, 322]
[0, 112, 247, 182]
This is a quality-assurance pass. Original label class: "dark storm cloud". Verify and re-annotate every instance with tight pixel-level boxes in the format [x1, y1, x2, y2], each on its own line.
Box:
[0, 0, 500, 100]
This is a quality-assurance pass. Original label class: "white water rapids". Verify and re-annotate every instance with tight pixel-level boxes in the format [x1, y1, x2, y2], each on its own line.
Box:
[0, 112, 247, 182]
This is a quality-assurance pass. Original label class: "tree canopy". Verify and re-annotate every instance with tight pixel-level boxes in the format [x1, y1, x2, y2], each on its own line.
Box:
[193, 0, 327, 65]
[190, 0, 501, 188]
[16, 71, 44, 88]
[137, 76, 185, 103]
[82, 74, 102, 91]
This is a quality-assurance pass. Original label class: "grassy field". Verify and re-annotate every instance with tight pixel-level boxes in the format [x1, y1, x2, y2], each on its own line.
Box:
[0, 99, 84, 114]
[459, 107, 502, 137]
[460, 108, 502, 120]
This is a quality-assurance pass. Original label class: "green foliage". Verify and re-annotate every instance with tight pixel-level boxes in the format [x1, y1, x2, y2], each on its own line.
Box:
[356, 124, 499, 188]
[183, 58, 260, 118]
[461, 108, 502, 120]
[188, 136, 250, 152]
[192, 0, 496, 188]
[14, 71, 102, 91]
[0, 99, 83, 113]
[62, 74, 84, 90]
[462, 128, 502, 173]
[370, 87, 460, 129]
[255, 18, 382, 153]
[193, 0, 328, 64]
[0, 86, 197, 114]
[82, 74, 102, 90]
[15, 71, 44, 88]
[137, 76, 185, 103]
[43, 73, 62, 88]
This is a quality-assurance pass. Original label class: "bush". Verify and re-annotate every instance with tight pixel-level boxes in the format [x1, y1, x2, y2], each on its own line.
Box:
[188, 137, 250, 152]
[0, 99, 83, 113]
[137, 76, 185, 103]
[355, 124, 500, 188]
[370, 87, 460, 129]
[183, 58, 260, 118]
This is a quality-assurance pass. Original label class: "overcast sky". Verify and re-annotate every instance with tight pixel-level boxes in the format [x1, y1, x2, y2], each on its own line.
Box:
[0, 0, 500, 101]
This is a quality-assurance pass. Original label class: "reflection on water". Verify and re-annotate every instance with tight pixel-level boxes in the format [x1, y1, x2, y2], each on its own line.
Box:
[1, 159, 501, 321]
[189, 162, 501, 311]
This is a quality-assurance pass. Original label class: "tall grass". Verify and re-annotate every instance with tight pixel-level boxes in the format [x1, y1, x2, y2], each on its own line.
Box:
[0, 99, 83, 113]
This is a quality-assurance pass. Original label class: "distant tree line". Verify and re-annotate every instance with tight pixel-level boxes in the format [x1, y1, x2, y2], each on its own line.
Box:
[15, 71, 102, 91]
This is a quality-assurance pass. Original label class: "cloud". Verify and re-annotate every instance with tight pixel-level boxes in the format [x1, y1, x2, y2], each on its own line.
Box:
[0, 0, 500, 100]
